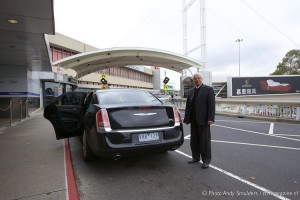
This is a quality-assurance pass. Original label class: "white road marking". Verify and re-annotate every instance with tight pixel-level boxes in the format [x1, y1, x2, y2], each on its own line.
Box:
[175, 150, 290, 200]
[184, 135, 190, 139]
[215, 120, 269, 124]
[272, 134, 300, 137]
[213, 124, 300, 142]
[212, 140, 300, 151]
[269, 123, 274, 135]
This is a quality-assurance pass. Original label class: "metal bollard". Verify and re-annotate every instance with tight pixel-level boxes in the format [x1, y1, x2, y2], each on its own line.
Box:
[25, 100, 28, 118]
[20, 100, 22, 121]
[9, 100, 12, 126]
[296, 107, 300, 120]
[242, 104, 247, 115]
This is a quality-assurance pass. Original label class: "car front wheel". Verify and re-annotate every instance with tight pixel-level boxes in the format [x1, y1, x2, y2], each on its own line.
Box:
[82, 130, 93, 162]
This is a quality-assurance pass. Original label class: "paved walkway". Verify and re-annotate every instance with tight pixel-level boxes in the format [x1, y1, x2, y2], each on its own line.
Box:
[0, 111, 68, 200]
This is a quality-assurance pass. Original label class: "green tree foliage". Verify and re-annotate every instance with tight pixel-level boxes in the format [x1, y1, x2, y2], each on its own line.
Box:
[271, 49, 300, 75]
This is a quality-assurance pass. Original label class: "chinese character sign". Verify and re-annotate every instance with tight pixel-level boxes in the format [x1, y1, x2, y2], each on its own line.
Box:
[231, 76, 300, 96]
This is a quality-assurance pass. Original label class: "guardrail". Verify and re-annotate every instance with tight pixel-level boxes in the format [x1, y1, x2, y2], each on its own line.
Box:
[0, 100, 30, 127]
[173, 98, 300, 121]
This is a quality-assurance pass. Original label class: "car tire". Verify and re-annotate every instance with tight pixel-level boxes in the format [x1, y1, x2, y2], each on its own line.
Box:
[82, 130, 93, 162]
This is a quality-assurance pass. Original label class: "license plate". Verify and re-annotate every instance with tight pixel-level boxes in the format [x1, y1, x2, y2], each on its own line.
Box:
[138, 132, 159, 142]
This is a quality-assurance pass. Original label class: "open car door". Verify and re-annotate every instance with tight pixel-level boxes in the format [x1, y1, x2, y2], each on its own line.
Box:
[44, 92, 91, 140]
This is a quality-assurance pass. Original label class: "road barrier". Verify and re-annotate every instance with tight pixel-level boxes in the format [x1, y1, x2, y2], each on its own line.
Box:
[174, 98, 300, 121]
[0, 100, 29, 127]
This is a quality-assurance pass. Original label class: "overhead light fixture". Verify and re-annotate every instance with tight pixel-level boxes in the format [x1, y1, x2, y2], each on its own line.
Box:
[7, 19, 18, 24]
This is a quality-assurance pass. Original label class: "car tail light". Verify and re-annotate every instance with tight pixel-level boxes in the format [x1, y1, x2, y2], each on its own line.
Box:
[173, 107, 181, 126]
[96, 109, 111, 129]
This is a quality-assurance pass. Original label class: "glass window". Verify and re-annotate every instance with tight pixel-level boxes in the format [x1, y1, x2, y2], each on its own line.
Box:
[63, 51, 71, 58]
[53, 48, 58, 62]
[57, 49, 62, 60]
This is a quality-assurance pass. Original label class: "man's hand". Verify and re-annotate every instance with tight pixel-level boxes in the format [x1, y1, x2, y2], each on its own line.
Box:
[208, 121, 214, 126]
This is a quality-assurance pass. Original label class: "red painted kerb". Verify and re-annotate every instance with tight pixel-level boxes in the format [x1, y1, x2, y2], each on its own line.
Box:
[65, 139, 80, 200]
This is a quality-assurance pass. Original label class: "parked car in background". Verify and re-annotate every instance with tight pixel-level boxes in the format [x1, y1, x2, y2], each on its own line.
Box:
[44, 88, 184, 162]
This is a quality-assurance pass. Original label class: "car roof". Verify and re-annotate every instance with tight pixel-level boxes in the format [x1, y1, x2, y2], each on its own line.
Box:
[96, 88, 149, 93]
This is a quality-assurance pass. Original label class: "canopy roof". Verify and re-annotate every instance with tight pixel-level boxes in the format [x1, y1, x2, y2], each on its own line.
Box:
[0, 0, 54, 71]
[52, 47, 202, 78]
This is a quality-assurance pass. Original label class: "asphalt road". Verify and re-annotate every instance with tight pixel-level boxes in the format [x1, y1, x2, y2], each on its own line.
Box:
[69, 115, 300, 200]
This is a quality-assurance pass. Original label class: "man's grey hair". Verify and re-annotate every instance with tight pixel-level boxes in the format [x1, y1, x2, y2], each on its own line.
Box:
[193, 72, 203, 79]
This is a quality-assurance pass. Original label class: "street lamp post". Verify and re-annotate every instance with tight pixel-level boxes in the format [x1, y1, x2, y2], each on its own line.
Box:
[235, 39, 243, 76]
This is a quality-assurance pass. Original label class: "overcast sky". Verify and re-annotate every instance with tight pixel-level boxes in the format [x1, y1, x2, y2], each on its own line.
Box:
[54, 0, 300, 86]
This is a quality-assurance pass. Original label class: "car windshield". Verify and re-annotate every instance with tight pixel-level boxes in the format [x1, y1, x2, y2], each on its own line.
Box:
[98, 90, 161, 105]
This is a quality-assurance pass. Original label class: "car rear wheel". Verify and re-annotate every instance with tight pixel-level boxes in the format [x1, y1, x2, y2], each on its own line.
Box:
[82, 130, 93, 162]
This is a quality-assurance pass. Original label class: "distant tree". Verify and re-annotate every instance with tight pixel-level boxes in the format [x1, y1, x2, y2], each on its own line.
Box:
[271, 49, 300, 75]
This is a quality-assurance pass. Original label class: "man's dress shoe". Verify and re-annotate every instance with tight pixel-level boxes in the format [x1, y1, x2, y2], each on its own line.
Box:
[202, 163, 209, 169]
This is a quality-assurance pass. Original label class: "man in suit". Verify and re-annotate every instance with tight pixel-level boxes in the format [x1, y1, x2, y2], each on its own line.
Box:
[183, 73, 215, 169]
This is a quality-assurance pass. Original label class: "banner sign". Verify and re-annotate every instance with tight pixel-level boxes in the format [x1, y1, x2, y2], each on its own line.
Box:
[232, 76, 300, 96]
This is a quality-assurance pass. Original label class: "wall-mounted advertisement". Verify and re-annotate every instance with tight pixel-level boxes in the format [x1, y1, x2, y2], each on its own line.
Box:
[231, 76, 300, 96]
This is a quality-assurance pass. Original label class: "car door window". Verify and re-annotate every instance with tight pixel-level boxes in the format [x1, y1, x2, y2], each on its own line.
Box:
[44, 91, 87, 140]
[86, 94, 98, 113]
[82, 92, 93, 113]
[52, 92, 86, 106]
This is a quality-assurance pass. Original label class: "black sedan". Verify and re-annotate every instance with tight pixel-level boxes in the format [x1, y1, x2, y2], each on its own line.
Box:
[44, 89, 184, 162]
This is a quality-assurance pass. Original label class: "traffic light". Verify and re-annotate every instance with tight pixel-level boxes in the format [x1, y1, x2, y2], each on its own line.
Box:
[163, 77, 170, 84]
[101, 78, 107, 84]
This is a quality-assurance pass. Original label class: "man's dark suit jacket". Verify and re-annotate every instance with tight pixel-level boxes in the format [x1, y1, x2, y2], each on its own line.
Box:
[183, 84, 215, 125]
